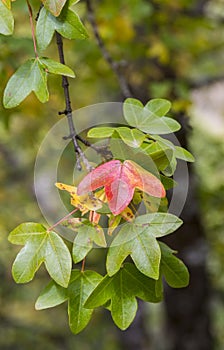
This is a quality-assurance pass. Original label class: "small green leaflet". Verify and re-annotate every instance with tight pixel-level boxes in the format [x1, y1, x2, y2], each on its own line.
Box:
[151, 135, 195, 162]
[88, 126, 146, 148]
[141, 142, 173, 171]
[173, 146, 195, 162]
[123, 98, 181, 134]
[40, 57, 75, 77]
[8, 223, 72, 288]
[36, 270, 103, 334]
[106, 213, 183, 278]
[72, 225, 106, 264]
[35, 280, 68, 309]
[3, 57, 75, 108]
[0, 0, 14, 35]
[162, 155, 177, 176]
[88, 126, 115, 138]
[36, 5, 88, 51]
[159, 242, 189, 288]
[41, 0, 67, 16]
[145, 98, 172, 116]
[85, 263, 162, 330]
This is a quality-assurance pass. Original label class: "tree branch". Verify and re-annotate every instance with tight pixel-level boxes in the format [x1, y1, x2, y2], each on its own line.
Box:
[55, 32, 93, 171]
[85, 0, 133, 99]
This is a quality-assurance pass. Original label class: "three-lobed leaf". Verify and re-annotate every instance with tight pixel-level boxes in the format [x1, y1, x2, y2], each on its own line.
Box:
[3, 57, 75, 108]
[36, 270, 103, 334]
[106, 213, 182, 278]
[106, 223, 161, 279]
[85, 263, 162, 330]
[8, 223, 72, 287]
[123, 98, 181, 134]
[77, 159, 165, 215]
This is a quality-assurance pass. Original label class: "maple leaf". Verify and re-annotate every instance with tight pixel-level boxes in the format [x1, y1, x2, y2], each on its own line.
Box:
[77, 160, 166, 215]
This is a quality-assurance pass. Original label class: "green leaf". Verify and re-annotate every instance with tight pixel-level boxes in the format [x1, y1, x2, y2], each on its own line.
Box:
[68, 270, 103, 334]
[39, 57, 75, 77]
[145, 98, 171, 117]
[160, 175, 177, 190]
[0, 1, 14, 35]
[106, 223, 161, 279]
[123, 98, 144, 127]
[85, 263, 162, 330]
[35, 280, 68, 310]
[88, 127, 115, 138]
[36, 270, 103, 334]
[56, 7, 88, 39]
[140, 116, 181, 134]
[8, 223, 72, 287]
[159, 242, 189, 288]
[174, 146, 195, 162]
[36, 7, 55, 51]
[162, 155, 177, 176]
[106, 213, 182, 278]
[151, 135, 194, 163]
[72, 225, 106, 263]
[141, 142, 173, 170]
[151, 135, 175, 150]
[41, 0, 67, 16]
[123, 98, 180, 134]
[134, 213, 183, 236]
[3, 59, 49, 108]
[116, 127, 146, 148]
[36, 6, 88, 51]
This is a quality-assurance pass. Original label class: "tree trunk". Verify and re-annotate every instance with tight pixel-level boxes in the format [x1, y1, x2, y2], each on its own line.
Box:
[163, 116, 213, 350]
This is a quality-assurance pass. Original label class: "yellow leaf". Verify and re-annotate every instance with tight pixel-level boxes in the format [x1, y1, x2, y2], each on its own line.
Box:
[120, 206, 135, 222]
[55, 182, 102, 213]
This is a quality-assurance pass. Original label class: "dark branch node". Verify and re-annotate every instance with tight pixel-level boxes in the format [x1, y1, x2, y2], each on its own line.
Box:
[58, 110, 68, 115]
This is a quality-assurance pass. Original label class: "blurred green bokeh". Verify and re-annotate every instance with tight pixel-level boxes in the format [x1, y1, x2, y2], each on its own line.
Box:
[1, 0, 224, 349]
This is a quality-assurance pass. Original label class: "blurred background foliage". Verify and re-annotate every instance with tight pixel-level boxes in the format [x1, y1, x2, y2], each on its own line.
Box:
[1, 0, 224, 349]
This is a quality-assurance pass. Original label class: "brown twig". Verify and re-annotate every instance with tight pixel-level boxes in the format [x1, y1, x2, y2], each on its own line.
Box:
[55, 32, 93, 172]
[26, 0, 38, 58]
[85, 0, 133, 99]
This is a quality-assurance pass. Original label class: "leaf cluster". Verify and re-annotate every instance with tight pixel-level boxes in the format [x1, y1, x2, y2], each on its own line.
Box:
[2, 0, 193, 336]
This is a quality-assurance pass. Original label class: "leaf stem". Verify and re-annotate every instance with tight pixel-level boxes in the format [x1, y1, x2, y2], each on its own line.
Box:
[81, 258, 86, 272]
[48, 208, 78, 232]
[26, 0, 38, 58]
[55, 32, 93, 172]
